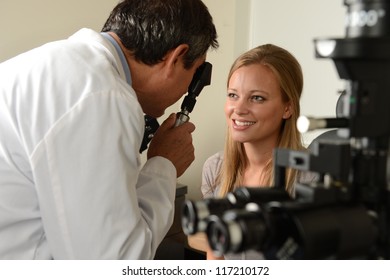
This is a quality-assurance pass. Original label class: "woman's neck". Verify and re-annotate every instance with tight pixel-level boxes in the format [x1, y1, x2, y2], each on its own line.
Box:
[241, 143, 275, 187]
[243, 141, 274, 168]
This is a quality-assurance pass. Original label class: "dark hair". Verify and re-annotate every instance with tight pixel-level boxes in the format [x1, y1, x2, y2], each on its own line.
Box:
[102, 0, 219, 69]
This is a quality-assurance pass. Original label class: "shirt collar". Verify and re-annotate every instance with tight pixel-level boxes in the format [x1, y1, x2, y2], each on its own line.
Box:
[101, 32, 132, 85]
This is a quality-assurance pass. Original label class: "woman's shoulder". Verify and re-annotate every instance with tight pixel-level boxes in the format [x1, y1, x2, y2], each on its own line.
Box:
[298, 170, 319, 184]
[201, 151, 224, 198]
[203, 151, 224, 175]
[204, 151, 224, 167]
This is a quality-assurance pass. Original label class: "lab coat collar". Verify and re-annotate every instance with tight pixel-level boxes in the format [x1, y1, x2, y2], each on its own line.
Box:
[68, 28, 132, 86]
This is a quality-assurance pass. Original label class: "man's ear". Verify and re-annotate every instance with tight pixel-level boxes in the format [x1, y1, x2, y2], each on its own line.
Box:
[163, 44, 189, 74]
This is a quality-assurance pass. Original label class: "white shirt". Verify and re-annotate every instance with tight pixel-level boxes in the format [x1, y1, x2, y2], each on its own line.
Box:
[0, 28, 176, 259]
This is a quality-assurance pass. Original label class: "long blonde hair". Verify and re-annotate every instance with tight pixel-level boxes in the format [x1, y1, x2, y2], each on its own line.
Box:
[218, 44, 304, 196]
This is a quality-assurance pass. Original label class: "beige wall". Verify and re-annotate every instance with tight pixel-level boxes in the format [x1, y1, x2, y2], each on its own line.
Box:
[0, 0, 118, 61]
[174, 0, 250, 199]
[0, 0, 349, 201]
[0, 0, 247, 200]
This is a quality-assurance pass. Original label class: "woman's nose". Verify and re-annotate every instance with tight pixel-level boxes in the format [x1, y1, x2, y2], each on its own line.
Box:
[234, 99, 249, 115]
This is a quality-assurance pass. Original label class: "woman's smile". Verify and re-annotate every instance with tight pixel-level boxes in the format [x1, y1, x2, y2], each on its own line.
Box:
[232, 119, 256, 130]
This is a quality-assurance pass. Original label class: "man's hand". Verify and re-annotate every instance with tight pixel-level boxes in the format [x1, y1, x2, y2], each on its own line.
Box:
[147, 113, 195, 177]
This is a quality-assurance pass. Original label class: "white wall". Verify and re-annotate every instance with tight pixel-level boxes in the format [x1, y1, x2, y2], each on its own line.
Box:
[183, 0, 348, 198]
[250, 0, 346, 145]
[0, 0, 348, 200]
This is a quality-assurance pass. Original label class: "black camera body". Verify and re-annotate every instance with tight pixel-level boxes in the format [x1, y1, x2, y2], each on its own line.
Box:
[139, 62, 212, 153]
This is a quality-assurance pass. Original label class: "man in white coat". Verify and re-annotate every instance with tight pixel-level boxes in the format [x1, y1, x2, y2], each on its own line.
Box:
[0, 0, 218, 259]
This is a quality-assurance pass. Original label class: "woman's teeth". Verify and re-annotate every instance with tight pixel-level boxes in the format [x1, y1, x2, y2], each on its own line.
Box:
[234, 120, 255, 126]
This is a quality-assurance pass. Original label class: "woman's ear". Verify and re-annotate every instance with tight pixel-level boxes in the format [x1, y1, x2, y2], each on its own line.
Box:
[283, 102, 293, 119]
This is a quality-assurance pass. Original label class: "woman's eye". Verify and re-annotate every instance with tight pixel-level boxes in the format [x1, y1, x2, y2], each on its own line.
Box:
[227, 92, 238, 99]
[252, 95, 264, 102]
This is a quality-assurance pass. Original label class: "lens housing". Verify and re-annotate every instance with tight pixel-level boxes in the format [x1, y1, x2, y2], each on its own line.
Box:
[345, 0, 390, 38]
[206, 203, 268, 255]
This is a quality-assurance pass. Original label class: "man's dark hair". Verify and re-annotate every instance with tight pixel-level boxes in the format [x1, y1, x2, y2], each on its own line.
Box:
[102, 0, 219, 69]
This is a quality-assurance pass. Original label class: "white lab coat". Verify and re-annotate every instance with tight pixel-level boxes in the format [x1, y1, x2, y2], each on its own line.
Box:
[0, 29, 176, 259]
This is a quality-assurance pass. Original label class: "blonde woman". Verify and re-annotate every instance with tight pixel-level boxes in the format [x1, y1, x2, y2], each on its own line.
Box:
[199, 44, 315, 259]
